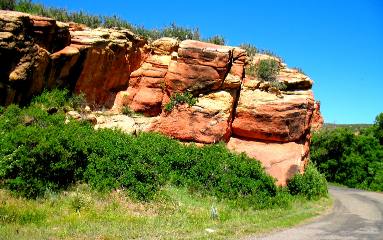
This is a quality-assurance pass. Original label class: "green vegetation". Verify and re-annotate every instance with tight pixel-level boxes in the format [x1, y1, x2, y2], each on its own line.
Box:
[121, 105, 133, 116]
[288, 164, 328, 200]
[256, 59, 279, 82]
[0, 0, 14, 10]
[0, 0, 210, 42]
[164, 92, 198, 112]
[238, 43, 282, 60]
[292, 67, 306, 75]
[239, 43, 258, 57]
[0, 186, 331, 239]
[244, 58, 287, 90]
[311, 113, 383, 191]
[205, 35, 226, 45]
[0, 89, 331, 238]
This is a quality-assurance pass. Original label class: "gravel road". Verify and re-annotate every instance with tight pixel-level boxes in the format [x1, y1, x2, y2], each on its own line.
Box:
[252, 186, 383, 240]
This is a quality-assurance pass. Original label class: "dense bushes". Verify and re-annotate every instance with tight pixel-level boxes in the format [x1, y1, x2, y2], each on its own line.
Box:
[0, 90, 328, 206]
[0, 90, 278, 205]
[311, 114, 383, 191]
[288, 164, 328, 200]
[0, 0, 15, 10]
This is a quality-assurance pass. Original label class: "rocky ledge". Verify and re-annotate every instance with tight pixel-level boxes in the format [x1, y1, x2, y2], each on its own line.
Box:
[0, 10, 323, 185]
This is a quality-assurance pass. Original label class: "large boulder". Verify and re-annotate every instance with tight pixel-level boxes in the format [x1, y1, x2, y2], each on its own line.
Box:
[165, 40, 234, 94]
[150, 90, 237, 143]
[278, 67, 313, 90]
[232, 89, 315, 142]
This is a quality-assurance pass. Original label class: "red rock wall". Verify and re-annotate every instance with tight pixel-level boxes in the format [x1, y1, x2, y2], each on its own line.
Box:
[0, 10, 323, 186]
[0, 10, 148, 106]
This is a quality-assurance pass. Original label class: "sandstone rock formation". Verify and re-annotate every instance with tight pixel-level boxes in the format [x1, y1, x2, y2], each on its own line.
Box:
[0, 10, 323, 186]
[0, 10, 148, 106]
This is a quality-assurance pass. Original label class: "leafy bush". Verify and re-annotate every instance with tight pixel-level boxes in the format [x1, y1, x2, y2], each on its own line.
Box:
[0, 107, 93, 198]
[121, 106, 133, 116]
[205, 35, 225, 45]
[288, 164, 328, 200]
[239, 43, 257, 57]
[270, 81, 287, 90]
[257, 59, 279, 82]
[160, 23, 200, 41]
[164, 92, 197, 112]
[0, 0, 15, 10]
[311, 116, 383, 191]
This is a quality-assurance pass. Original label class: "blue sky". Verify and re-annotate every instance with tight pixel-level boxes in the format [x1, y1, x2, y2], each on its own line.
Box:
[35, 0, 383, 123]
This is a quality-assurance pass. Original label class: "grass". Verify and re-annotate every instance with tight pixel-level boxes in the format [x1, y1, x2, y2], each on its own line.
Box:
[0, 184, 332, 240]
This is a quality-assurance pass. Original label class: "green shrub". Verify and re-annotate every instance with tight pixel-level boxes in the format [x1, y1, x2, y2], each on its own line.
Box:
[239, 43, 257, 57]
[311, 121, 383, 191]
[205, 35, 225, 45]
[257, 59, 279, 82]
[287, 164, 328, 200]
[0, 0, 15, 10]
[121, 106, 133, 116]
[292, 67, 306, 75]
[160, 23, 200, 41]
[164, 92, 197, 112]
[270, 81, 287, 90]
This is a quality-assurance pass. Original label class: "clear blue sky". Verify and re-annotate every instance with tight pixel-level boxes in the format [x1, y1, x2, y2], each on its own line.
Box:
[35, 0, 383, 124]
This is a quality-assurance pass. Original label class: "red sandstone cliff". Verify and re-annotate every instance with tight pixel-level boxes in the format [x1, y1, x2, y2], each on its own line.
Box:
[0, 10, 323, 185]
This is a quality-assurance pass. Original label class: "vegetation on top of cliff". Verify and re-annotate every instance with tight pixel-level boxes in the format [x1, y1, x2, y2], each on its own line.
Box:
[1, 0, 225, 42]
[311, 113, 383, 191]
[245, 58, 287, 90]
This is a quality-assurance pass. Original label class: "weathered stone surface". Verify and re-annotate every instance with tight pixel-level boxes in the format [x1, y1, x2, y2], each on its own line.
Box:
[178, 40, 232, 68]
[70, 28, 148, 106]
[165, 40, 235, 94]
[150, 37, 179, 55]
[0, 10, 69, 105]
[95, 114, 158, 134]
[165, 60, 223, 93]
[312, 101, 324, 131]
[232, 89, 315, 142]
[112, 55, 169, 116]
[150, 90, 236, 143]
[0, 10, 148, 106]
[278, 67, 313, 90]
[228, 137, 306, 186]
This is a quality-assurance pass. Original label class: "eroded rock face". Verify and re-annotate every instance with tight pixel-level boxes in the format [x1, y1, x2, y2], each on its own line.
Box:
[232, 89, 315, 142]
[0, 10, 148, 106]
[312, 101, 324, 131]
[112, 38, 176, 116]
[165, 40, 234, 94]
[0, 10, 69, 104]
[150, 90, 237, 143]
[1, 10, 324, 186]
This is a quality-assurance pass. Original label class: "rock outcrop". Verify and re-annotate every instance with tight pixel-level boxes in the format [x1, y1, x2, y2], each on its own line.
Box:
[0, 10, 323, 186]
[0, 10, 148, 106]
